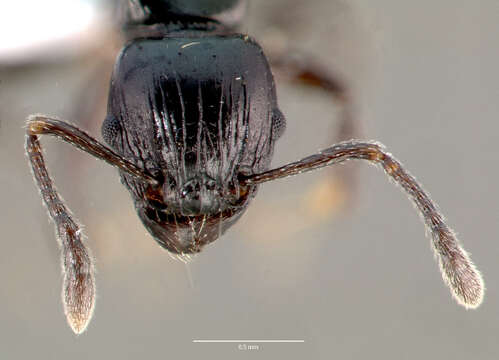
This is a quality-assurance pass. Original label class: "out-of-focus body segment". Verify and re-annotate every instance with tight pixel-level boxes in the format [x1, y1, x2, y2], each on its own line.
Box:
[123, 0, 247, 30]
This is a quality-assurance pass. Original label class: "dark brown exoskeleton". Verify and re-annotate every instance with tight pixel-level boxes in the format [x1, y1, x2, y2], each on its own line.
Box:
[26, 0, 483, 334]
[104, 35, 282, 255]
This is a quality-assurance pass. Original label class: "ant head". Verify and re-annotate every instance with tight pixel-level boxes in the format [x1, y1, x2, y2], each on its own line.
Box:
[135, 173, 253, 255]
[104, 35, 283, 255]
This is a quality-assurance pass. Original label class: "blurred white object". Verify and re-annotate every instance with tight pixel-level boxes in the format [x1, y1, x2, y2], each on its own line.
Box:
[0, 0, 105, 64]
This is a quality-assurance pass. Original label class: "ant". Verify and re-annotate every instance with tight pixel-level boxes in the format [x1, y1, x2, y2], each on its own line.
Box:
[26, 0, 483, 334]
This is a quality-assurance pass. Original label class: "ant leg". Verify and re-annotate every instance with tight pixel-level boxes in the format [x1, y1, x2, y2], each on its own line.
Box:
[270, 52, 360, 212]
[25, 116, 157, 334]
[26, 133, 94, 334]
[270, 54, 358, 141]
[240, 140, 484, 309]
[62, 32, 121, 195]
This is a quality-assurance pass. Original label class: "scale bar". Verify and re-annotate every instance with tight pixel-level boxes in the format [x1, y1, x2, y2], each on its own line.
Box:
[193, 340, 304, 343]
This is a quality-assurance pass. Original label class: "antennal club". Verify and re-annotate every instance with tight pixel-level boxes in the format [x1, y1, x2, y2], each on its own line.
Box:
[240, 140, 484, 308]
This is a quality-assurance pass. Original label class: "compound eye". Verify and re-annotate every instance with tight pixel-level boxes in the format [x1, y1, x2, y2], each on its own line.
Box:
[101, 115, 122, 146]
[271, 108, 286, 140]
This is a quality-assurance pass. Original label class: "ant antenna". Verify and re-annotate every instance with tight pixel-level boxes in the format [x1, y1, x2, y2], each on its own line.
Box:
[240, 140, 484, 308]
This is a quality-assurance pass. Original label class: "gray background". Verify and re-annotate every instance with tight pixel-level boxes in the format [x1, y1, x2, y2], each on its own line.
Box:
[1, 0, 498, 359]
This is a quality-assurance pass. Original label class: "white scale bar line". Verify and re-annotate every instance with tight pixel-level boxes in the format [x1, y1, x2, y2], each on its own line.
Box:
[193, 340, 305, 343]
